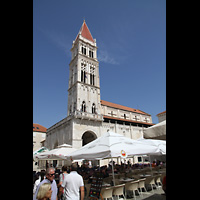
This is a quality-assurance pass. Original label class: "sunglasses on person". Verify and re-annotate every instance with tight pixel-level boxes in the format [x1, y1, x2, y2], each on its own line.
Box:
[48, 173, 55, 177]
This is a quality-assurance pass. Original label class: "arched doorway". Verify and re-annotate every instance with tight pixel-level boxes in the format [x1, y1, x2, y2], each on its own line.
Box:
[82, 131, 98, 166]
[82, 131, 97, 146]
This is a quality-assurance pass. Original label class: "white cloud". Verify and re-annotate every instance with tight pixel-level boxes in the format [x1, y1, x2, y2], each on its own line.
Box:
[38, 27, 119, 64]
[38, 27, 71, 56]
[98, 49, 119, 65]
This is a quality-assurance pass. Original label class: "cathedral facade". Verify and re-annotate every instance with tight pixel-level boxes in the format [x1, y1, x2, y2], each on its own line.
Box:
[45, 21, 154, 150]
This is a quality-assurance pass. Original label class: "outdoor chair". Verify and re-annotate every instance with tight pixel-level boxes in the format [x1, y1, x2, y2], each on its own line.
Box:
[132, 175, 140, 180]
[155, 175, 162, 189]
[112, 184, 126, 200]
[114, 179, 120, 185]
[125, 180, 139, 200]
[138, 178, 147, 197]
[100, 186, 114, 200]
[145, 176, 157, 193]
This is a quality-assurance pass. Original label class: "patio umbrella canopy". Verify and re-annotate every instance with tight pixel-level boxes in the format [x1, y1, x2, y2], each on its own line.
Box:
[33, 144, 77, 162]
[33, 147, 49, 155]
[66, 131, 161, 161]
[33, 147, 49, 162]
[137, 138, 166, 155]
[143, 120, 166, 140]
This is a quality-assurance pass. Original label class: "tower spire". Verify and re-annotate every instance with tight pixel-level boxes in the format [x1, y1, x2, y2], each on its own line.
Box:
[75, 20, 94, 43]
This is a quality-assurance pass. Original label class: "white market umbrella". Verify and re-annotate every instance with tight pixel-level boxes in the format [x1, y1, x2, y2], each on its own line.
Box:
[66, 131, 161, 161]
[33, 147, 49, 155]
[33, 143, 77, 163]
[66, 131, 161, 186]
[33, 147, 49, 162]
[143, 120, 166, 140]
[137, 138, 166, 155]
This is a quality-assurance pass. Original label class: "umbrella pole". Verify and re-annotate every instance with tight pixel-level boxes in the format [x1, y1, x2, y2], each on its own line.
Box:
[111, 157, 115, 186]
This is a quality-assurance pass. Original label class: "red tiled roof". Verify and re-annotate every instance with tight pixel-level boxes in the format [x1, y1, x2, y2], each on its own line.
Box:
[100, 100, 151, 116]
[33, 123, 47, 133]
[156, 111, 166, 116]
[75, 20, 94, 43]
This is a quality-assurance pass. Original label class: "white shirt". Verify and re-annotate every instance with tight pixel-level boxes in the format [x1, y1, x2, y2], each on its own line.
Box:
[33, 179, 40, 194]
[61, 171, 84, 200]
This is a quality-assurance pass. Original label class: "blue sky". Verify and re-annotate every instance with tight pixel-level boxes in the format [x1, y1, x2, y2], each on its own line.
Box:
[33, 0, 166, 128]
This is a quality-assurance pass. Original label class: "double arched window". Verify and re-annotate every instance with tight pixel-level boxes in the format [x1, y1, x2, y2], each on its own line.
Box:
[81, 102, 97, 114]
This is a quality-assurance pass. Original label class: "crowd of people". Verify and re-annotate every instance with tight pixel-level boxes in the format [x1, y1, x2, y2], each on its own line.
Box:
[33, 159, 166, 200]
[33, 163, 84, 200]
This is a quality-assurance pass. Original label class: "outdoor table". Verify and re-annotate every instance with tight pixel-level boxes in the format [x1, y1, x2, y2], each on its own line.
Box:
[139, 174, 152, 178]
[119, 178, 134, 183]
[153, 172, 162, 175]
[101, 183, 111, 187]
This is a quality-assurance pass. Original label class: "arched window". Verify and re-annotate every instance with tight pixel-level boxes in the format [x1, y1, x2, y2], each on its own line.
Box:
[92, 103, 96, 114]
[81, 63, 86, 83]
[81, 46, 86, 55]
[90, 66, 95, 86]
[81, 101, 86, 112]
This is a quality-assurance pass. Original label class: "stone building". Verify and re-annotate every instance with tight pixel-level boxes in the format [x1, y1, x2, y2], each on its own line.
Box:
[33, 123, 47, 171]
[156, 111, 166, 122]
[33, 123, 47, 151]
[45, 20, 154, 152]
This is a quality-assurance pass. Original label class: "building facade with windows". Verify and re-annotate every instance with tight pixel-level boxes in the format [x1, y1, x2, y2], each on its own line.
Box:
[45, 21, 154, 153]
[33, 123, 47, 171]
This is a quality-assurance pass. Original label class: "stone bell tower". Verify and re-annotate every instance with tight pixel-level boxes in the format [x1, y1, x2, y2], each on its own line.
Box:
[67, 20, 103, 122]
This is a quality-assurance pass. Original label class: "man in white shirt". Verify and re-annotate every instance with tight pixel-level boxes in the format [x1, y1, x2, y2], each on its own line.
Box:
[58, 163, 84, 200]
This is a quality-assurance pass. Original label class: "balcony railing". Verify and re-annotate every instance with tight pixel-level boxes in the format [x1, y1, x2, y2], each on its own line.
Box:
[70, 110, 104, 121]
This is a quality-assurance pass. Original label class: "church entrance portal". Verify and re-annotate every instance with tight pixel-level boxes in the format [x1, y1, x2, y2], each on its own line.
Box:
[82, 131, 98, 166]
[82, 131, 97, 146]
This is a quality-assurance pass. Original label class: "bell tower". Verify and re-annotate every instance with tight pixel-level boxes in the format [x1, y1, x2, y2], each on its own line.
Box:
[67, 20, 103, 121]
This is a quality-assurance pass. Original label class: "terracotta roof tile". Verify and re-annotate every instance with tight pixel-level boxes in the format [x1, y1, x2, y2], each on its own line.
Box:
[100, 100, 151, 116]
[33, 123, 47, 133]
[156, 111, 166, 116]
